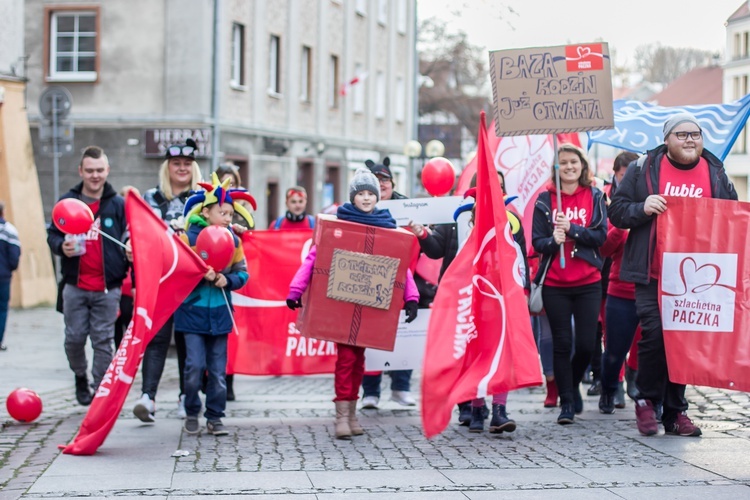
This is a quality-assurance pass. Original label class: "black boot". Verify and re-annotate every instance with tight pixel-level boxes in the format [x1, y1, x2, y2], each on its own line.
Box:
[457, 401, 472, 426]
[557, 403, 575, 424]
[573, 386, 583, 414]
[226, 375, 235, 401]
[625, 365, 639, 400]
[587, 379, 602, 396]
[489, 404, 516, 433]
[599, 391, 615, 414]
[75, 375, 93, 406]
[468, 406, 484, 433]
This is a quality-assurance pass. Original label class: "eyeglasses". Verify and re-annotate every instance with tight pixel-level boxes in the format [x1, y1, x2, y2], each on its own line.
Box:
[672, 131, 702, 141]
[167, 145, 195, 157]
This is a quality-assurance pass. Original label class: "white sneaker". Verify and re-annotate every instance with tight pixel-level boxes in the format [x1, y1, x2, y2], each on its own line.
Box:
[177, 394, 187, 419]
[133, 393, 156, 422]
[390, 390, 416, 406]
[361, 395, 379, 409]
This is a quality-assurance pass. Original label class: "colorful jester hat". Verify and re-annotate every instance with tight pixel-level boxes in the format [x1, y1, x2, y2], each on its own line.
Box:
[183, 172, 258, 229]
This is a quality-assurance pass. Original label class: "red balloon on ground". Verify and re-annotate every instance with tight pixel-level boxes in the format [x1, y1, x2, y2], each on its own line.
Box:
[422, 157, 456, 196]
[195, 225, 235, 270]
[6, 388, 43, 423]
[52, 198, 94, 234]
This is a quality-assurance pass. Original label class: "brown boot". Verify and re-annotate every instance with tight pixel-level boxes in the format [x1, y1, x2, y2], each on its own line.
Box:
[348, 400, 364, 435]
[334, 401, 352, 440]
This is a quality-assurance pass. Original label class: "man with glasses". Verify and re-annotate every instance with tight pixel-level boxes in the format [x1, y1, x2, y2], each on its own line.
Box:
[609, 113, 737, 438]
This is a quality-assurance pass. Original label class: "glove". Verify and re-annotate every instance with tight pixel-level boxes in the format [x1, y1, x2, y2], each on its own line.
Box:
[404, 300, 418, 323]
[286, 298, 303, 310]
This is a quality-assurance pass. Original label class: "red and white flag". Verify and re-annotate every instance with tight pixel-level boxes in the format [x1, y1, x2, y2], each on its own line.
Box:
[421, 112, 543, 438]
[339, 71, 368, 96]
[61, 193, 207, 455]
[455, 129, 581, 254]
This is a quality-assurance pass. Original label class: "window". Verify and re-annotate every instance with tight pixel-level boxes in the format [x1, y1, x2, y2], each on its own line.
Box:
[269, 35, 281, 95]
[377, 0, 388, 25]
[300, 46, 312, 102]
[356, 0, 367, 16]
[395, 76, 405, 122]
[230, 23, 245, 88]
[745, 32, 749, 58]
[329, 55, 339, 108]
[375, 71, 386, 118]
[397, 0, 407, 34]
[353, 63, 365, 114]
[47, 9, 98, 81]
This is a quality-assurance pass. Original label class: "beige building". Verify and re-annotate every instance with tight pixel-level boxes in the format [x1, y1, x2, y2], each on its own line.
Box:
[724, 1, 750, 199]
[24, 0, 417, 227]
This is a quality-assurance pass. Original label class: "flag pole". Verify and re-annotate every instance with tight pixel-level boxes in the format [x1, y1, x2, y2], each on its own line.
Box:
[552, 135, 566, 269]
[221, 288, 240, 336]
[95, 228, 128, 250]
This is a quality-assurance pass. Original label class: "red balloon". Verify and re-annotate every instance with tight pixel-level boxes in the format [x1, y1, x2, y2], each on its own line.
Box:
[195, 225, 235, 270]
[422, 157, 456, 196]
[52, 198, 94, 234]
[6, 388, 43, 423]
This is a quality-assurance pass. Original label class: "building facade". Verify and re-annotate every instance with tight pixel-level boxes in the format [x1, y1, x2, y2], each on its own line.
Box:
[24, 0, 417, 227]
[724, 1, 750, 200]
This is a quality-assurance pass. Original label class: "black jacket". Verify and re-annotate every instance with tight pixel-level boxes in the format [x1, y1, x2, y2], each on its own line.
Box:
[47, 182, 129, 290]
[609, 144, 737, 285]
[531, 187, 607, 283]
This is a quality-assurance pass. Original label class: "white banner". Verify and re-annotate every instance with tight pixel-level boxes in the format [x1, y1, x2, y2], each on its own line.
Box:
[378, 197, 463, 226]
[364, 309, 430, 371]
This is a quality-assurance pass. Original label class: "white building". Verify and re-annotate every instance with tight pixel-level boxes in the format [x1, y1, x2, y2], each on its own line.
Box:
[24, 0, 417, 227]
[724, 1, 750, 199]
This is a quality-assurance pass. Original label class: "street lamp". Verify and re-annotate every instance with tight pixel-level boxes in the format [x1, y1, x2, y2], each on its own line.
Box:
[403, 140, 422, 196]
[404, 139, 446, 195]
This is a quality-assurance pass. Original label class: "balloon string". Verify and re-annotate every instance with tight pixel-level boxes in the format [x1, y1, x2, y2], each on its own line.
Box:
[221, 288, 239, 336]
[94, 228, 128, 250]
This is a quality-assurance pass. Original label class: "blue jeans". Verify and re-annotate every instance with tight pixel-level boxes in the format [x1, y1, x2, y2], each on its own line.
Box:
[601, 295, 639, 395]
[0, 280, 9, 344]
[532, 314, 554, 376]
[183, 332, 227, 421]
[362, 370, 412, 397]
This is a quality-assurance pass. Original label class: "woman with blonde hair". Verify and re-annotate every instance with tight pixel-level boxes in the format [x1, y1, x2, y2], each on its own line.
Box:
[133, 138, 203, 423]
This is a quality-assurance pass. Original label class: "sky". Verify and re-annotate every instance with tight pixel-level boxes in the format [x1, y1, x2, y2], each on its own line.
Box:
[418, 0, 741, 68]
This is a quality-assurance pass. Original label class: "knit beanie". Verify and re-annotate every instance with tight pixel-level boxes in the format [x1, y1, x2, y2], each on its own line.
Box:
[349, 167, 381, 203]
[663, 113, 701, 140]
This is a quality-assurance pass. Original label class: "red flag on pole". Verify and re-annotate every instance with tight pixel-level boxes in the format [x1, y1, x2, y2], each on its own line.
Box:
[421, 112, 543, 438]
[61, 193, 207, 455]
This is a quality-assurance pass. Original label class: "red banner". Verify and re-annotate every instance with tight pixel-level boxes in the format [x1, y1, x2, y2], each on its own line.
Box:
[229, 230, 337, 375]
[62, 194, 207, 455]
[421, 113, 543, 438]
[657, 196, 750, 392]
[455, 127, 581, 254]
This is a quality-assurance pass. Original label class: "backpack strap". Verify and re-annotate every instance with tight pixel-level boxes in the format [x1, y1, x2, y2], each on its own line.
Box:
[152, 190, 170, 220]
[307, 215, 316, 229]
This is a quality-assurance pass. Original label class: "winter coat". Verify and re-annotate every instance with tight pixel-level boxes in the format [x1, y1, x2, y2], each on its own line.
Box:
[0, 217, 20, 281]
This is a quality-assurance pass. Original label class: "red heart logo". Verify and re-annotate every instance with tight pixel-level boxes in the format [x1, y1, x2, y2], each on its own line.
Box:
[678, 257, 721, 294]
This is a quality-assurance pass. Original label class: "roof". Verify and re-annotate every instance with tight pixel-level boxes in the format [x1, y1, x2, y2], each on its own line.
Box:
[648, 66, 723, 106]
[728, 2, 749, 23]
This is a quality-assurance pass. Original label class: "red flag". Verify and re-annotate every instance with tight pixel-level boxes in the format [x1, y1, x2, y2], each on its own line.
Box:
[61, 193, 207, 455]
[421, 112, 543, 438]
[229, 230, 338, 375]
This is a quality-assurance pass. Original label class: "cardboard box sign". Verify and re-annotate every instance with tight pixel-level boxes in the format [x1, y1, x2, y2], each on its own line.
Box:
[296, 215, 419, 351]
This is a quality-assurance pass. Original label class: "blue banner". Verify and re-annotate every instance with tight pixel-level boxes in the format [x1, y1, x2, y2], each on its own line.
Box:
[587, 94, 750, 160]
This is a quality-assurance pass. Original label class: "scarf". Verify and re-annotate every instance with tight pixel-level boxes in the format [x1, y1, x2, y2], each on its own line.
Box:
[336, 203, 396, 228]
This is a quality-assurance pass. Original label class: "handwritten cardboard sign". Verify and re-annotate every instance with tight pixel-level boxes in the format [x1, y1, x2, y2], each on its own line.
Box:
[327, 249, 400, 310]
[489, 42, 614, 136]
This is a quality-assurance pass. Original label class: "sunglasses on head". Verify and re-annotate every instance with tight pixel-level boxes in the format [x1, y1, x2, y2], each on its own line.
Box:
[167, 145, 195, 158]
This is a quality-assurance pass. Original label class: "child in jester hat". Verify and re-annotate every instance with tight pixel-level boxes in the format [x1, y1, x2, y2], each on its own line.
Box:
[175, 173, 256, 437]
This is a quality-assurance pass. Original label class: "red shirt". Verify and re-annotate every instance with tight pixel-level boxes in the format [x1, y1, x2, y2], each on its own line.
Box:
[650, 156, 711, 279]
[78, 199, 106, 291]
[546, 186, 600, 287]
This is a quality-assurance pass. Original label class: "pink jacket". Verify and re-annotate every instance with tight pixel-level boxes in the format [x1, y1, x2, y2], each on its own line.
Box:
[287, 246, 419, 303]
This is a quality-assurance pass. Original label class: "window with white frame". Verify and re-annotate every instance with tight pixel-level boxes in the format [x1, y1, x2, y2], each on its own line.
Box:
[356, 0, 367, 16]
[377, 0, 388, 25]
[397, 0, 407, 34]
[300, 45, 312, 102]
[230, 23, 245, 87]
[329, 55, 339, 108]
[395, 76, 405, 122]
[48, 10, 98, 81]
[375, 71, 386, 118]
[269, 35, 281, 94]
[353, 63, 365, 114]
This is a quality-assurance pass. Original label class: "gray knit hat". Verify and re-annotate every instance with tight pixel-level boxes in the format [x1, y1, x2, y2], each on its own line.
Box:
[663, 112, 701, 140]
[349, 167, 381, 203]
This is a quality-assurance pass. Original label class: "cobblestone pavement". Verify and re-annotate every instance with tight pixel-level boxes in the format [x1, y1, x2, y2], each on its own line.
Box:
[1, 308, 750, 499]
